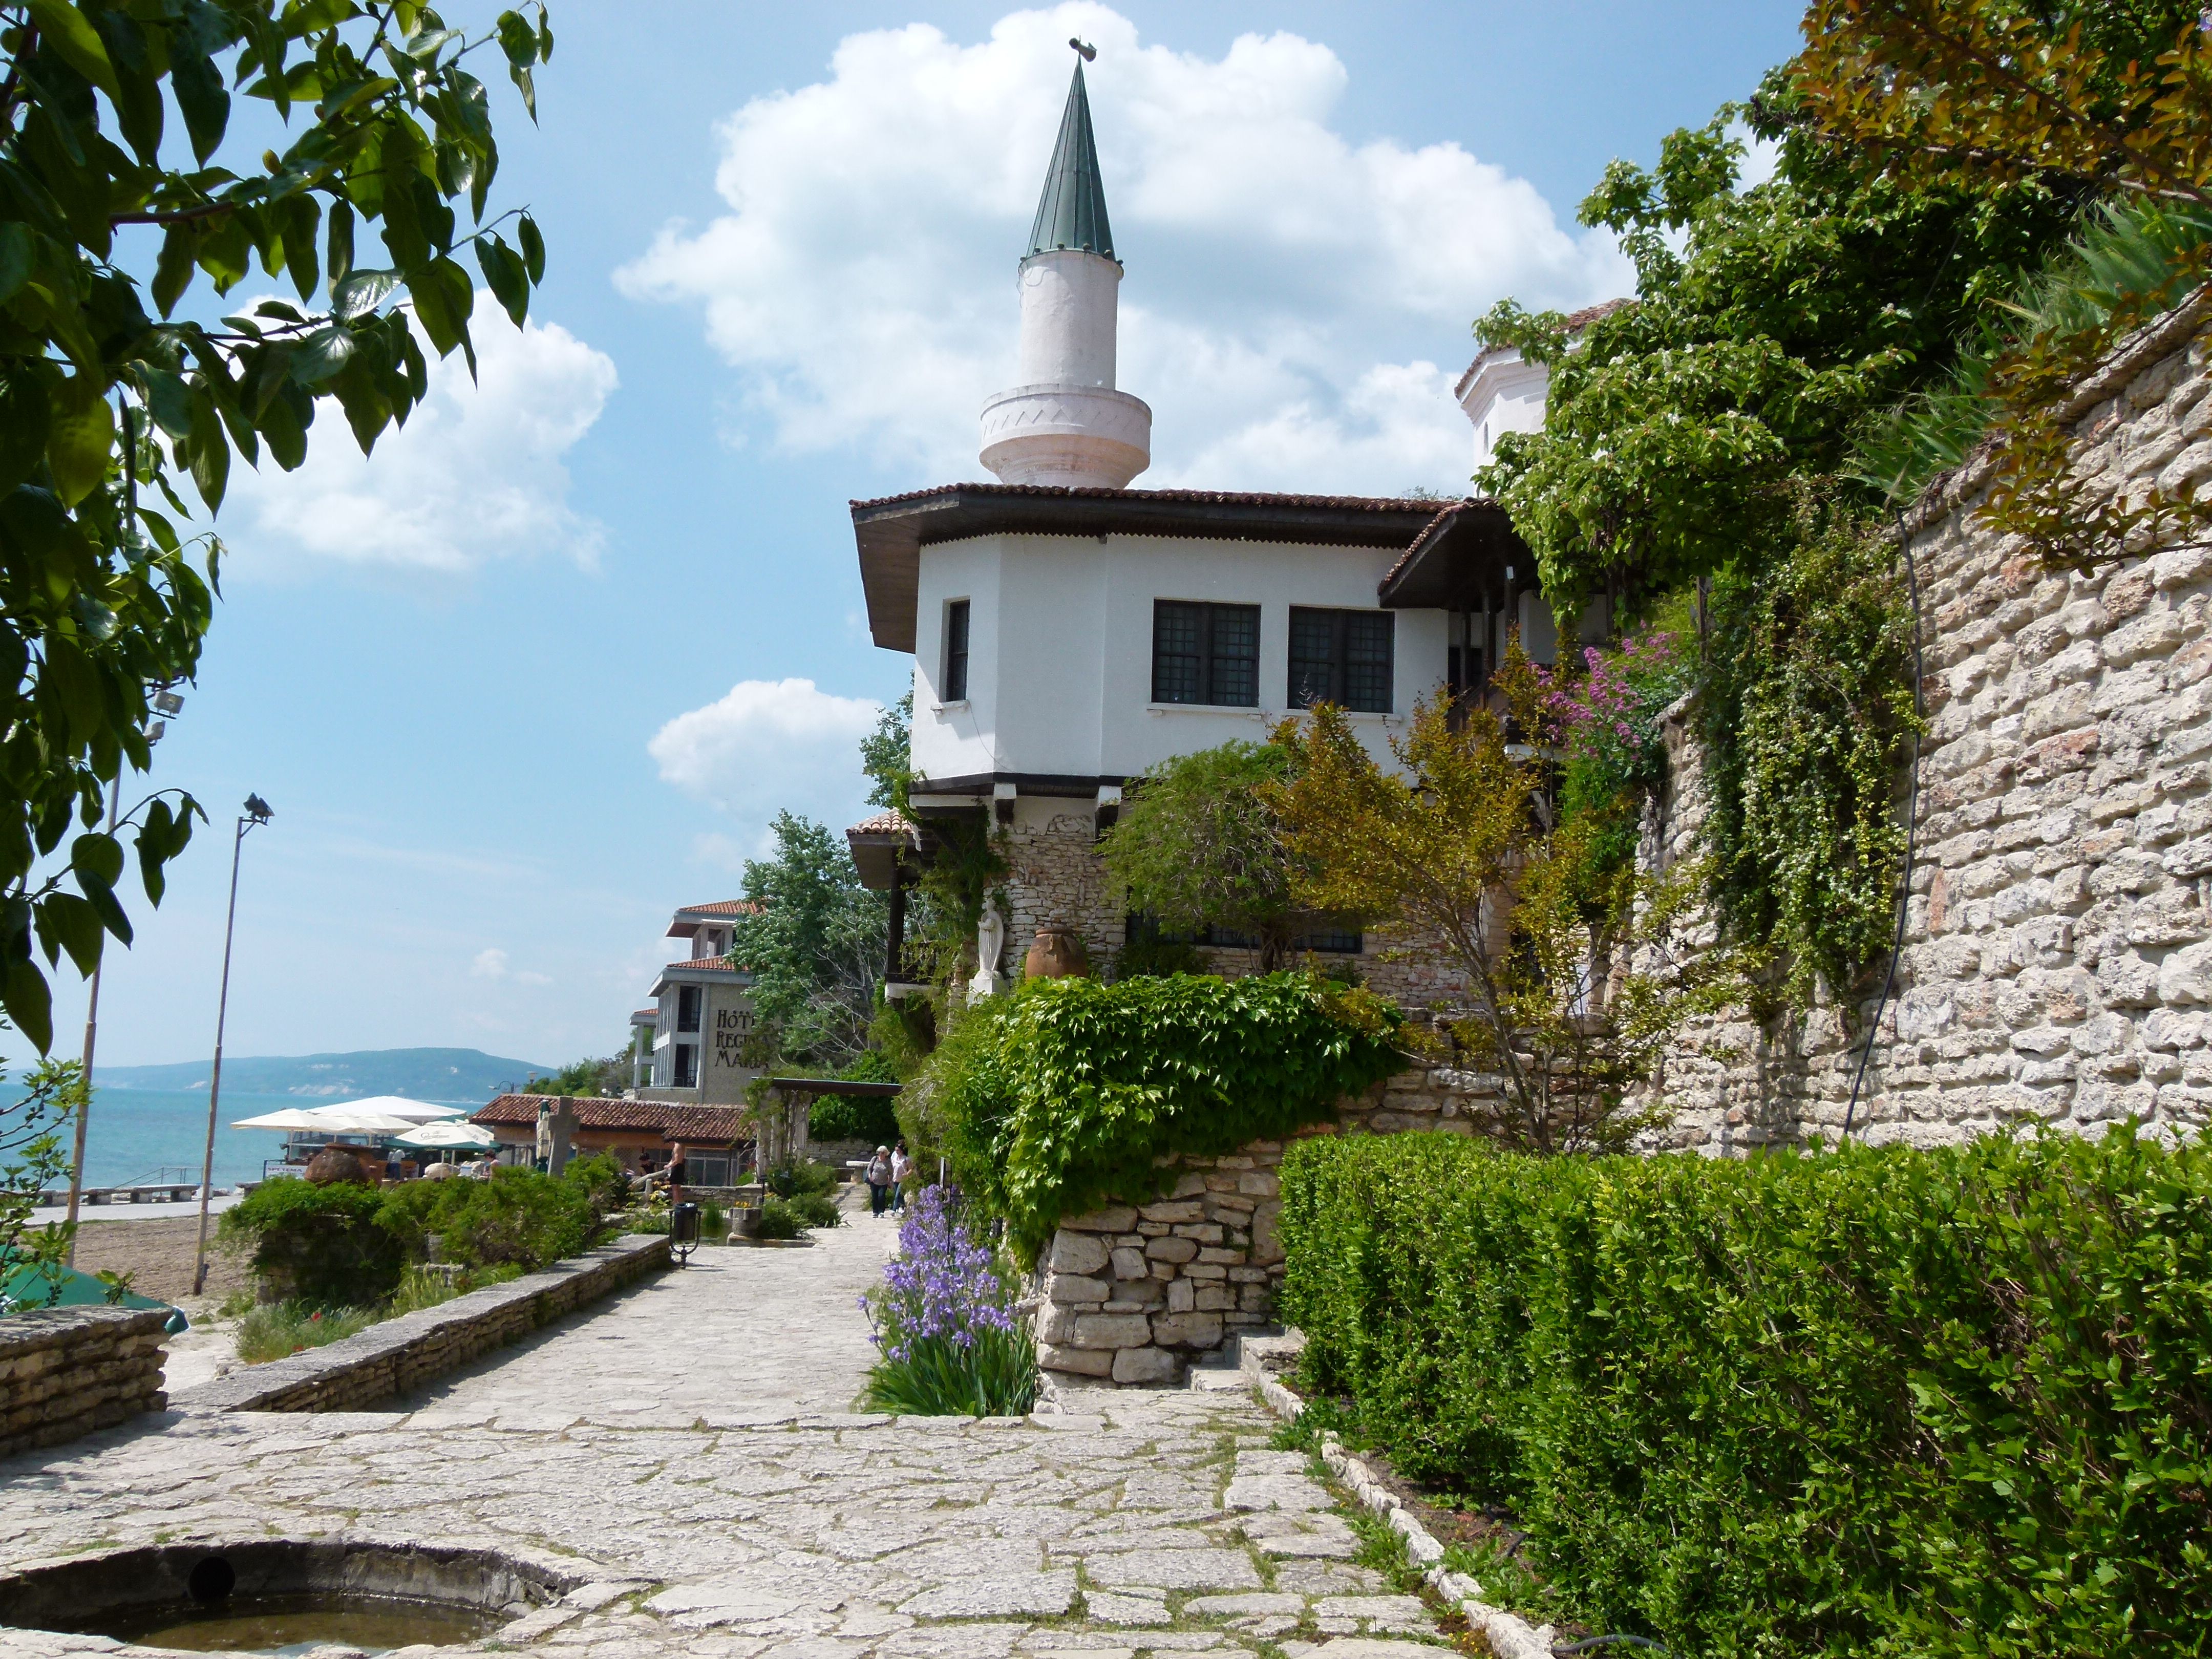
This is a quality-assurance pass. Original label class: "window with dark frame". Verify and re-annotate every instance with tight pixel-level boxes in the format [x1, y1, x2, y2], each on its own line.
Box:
[943, 599, 970, 702]
[1288, 608, 1394, 713]
[673, 1044, 699, 1088]
[676, 984, 702, 1033]
[1152, 600, 1260, 707]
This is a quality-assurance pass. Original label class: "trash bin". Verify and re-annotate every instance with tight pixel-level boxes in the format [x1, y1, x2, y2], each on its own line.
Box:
[670, 1201, 700, 1264]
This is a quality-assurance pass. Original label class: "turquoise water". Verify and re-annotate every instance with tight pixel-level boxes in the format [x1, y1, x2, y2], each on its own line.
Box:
[9, 1087, 482, 1192]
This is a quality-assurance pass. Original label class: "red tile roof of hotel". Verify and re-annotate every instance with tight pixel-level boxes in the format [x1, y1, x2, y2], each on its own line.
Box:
[663, 955, 739, 973]
[472, 1095, 751, 1144]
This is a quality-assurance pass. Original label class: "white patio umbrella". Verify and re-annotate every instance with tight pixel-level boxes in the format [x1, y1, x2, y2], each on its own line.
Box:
[394, 1120, 496, 1150]
[228, 1107, 343, 1132]
[331, 1095, 467, 1123]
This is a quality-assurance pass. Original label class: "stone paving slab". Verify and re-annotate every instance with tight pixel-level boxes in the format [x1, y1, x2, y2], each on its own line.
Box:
[0, 1215, 1450, 1658]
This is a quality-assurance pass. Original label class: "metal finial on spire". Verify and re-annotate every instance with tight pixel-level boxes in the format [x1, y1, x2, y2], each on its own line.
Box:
[1070, 38, 1096, 61]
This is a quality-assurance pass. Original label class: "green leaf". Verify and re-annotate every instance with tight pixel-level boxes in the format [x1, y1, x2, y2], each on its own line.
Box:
[278, 194, 321, 303]
[475, 235, 529, 327]
[24, 1, 120, 100]
[169, 1, 232, 163]
[0, 371, 53, 495]
[152, 221, 200, 318]
[289, 326, 356, 387]
[0, 223, 32, 306]
[138, 367, 193, 441]
[518, 212, 544, 285]
[5, 959, 55, 1053]
[332, 267, 397, 321]
[258, 383, 310, 471]
[46, 373, 114, 506]
[187, 387, 228, 512]
[507, 61, 535, 122]
[407, 256, 474, 360]
[71, 831, 124, 890]
[326, 197, 355, 287]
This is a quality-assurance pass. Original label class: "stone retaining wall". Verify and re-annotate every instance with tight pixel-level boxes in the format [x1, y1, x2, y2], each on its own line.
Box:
[176, 1233, 670, 1413]
[0, 1305, 169, 1457]
[1033, 1072, 1483, 1384]
[1645, 303, 2212, 1151]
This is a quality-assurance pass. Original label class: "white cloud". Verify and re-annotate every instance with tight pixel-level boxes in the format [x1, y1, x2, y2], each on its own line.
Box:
[226, 298, 618, 573]
[471, 946, 551, 987]
[616, 5, 1628, 495]
[649, 678, 883, 848]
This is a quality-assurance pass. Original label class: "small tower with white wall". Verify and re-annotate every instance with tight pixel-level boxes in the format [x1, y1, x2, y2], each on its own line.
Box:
[978, 53, 1152, 490]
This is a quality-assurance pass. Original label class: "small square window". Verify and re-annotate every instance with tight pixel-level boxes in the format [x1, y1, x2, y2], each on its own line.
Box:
[943, 599, 970, 702]
[1288, 608, 1393, 713]
[1153, 600, 1261, 707]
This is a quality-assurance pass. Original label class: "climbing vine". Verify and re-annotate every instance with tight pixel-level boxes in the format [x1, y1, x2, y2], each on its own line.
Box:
[1700, 501, 1922, 1008]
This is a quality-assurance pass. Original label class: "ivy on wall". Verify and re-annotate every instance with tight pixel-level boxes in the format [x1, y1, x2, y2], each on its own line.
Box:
[900, 970, 1403, 1265]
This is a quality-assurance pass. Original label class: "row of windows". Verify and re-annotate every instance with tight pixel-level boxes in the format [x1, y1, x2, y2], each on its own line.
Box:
[1154, 601, 1393, 712]
[939, 599, 1396, 714]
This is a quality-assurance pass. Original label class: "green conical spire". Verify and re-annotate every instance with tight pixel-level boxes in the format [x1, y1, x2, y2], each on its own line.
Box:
[1025, 63, 1115, 262]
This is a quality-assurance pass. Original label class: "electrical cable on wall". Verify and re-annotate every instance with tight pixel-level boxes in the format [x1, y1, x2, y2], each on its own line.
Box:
[1843, 512, 1928, 1139]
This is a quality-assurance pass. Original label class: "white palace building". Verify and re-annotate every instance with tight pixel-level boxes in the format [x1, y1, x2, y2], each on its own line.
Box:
[846, 52, 1598, 995]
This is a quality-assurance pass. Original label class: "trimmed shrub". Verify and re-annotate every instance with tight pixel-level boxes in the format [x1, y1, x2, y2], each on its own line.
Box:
[786, 1190, 842, 1229]
[376, 1162, 604, 1272]
[1278, 1128, 2212, 1657]
[218, 1180, 406, 1306]
[912, 969, 1403, 1264]
[755, 1197, 803, 1240]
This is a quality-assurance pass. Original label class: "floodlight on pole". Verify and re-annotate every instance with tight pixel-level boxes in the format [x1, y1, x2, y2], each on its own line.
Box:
[190, 793, 272, 1298]
[64, 690, 183, 1264]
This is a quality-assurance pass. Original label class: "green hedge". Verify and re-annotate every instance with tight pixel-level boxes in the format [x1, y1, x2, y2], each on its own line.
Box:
[221, 1156, 625, 1306]
[1278, 1129, 2212, 1658]
[914, 970, 1403, 1264]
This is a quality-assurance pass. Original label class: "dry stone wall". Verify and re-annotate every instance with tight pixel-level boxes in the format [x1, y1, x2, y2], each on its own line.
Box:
[1645, 304, 2212, 1151]
[0, 1305, 168, 1457]
[1034, 1067, 1484, 1384]
[176, 1233, 669, 1413]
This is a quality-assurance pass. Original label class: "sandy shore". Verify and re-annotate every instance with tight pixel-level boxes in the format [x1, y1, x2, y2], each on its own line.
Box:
[69, 1216, 251, 1302]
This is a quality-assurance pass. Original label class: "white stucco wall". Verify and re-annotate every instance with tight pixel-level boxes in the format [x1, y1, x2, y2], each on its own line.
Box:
[910, 531, 1451, 786]
[1460, 349, 1549, 475]
[1016, 250, 1120, 388]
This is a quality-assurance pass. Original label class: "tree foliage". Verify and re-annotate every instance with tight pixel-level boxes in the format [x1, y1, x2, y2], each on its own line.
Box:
[1270, 665, 1752, 1155]
[0, 1, 556, 1049]
[725, 811, 886, 1071]
[1793, 0, 2212, 568]
[1098, 740, 1297, 969]
[522, 1051, 628, 1098]
[0, 1055, 82, 1309]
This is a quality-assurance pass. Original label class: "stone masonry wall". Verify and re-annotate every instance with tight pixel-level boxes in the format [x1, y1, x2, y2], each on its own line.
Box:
[1035, 1066, 1486, 1384]
[0, 1305, 168, 1458]
[1643, 302, 2212, 1151]
[176, 1233, 670, 1413]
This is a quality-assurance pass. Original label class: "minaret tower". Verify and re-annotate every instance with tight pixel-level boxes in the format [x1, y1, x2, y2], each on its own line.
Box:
[978, 45, 1152, 490]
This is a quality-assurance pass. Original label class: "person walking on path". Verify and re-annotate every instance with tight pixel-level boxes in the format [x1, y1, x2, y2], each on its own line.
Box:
[865, 1145, 893, 1217]
[890, 1143, 912, 1213]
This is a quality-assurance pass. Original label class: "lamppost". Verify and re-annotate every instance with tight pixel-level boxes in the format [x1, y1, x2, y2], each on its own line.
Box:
[189, 794, 273, 1299]
[62, 688, 185, 1264]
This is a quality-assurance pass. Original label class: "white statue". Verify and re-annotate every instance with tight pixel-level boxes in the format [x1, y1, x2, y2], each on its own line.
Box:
[968, 900, 1008, 1001]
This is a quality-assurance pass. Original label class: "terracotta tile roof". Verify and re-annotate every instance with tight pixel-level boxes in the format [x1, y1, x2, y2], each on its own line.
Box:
[846, 809, 918, 837]
[631, 1007, 659, 1020]
[471, 1095, 752, 1145]
[664, 955, 739, 973]
[666, 899, 763, 938]
[1455, 298, 1633, 401]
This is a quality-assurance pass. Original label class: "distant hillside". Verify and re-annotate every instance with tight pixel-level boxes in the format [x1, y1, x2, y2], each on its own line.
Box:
[95, 1047, 549, 1103]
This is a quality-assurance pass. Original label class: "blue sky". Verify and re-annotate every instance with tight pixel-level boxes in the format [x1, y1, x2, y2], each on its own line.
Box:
[17, 1, 1804, 1076]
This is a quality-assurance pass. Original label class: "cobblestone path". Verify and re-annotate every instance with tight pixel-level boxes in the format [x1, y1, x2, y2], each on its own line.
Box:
[0, 1213, 1447, 1659]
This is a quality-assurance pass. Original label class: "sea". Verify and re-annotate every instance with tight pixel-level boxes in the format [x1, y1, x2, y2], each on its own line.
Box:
[8, 1086, 484, 1192]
